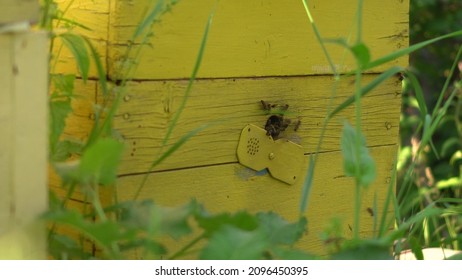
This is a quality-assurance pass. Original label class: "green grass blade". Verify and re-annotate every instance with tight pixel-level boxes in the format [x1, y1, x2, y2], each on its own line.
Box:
[378, 159, 397, 238]
[162, 9, 214, 146]
[59, 33, 90, 82]
[133, 0, 164, 40]
[299, 155, 315, 215]
[328, 66, 404, 119]
[387, 206, 444, 243]
[133, 124, 210, 201]
[301, 0, 338, 75]
[431, 45, 462, 119]
[82, 37, 111, 148]
[83, 37, 108, 96]
[404, 70, 427, 119]
[365, 30, 462, 70]
[372, 192, 378, 236]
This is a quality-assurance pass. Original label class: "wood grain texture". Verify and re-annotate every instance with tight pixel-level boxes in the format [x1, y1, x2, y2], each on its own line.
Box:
[0, 32, 48, 259]
[113, 74, 401, 175]
[0, 0, 39, 24]
[109, 0, 409, 79]
[117, 145, 396, 256]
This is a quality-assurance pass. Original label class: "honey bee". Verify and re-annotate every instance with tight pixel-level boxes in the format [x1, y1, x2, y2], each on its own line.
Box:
[367, 207, 374, 217]
[260, 100, 273, 111]
[294, 118, 302, 132]
[260, 100, 301, 139]
[260, 100, 288, 112]
[265, 115, 291, 139]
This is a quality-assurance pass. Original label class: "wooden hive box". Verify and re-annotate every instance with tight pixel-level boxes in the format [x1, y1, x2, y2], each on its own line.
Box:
[0, 0, 48, 259]
[52, 0, 408, 257]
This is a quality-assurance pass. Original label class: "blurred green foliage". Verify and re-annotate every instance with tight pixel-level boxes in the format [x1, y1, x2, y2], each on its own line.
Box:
[398, 0, 462, 250]
[410, 0, 462, 104]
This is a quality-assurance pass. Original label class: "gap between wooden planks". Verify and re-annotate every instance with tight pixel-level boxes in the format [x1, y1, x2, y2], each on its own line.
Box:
[114, 74, 401, 175]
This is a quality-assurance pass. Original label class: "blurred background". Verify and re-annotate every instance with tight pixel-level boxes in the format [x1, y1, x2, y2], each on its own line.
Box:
[400, 0, 462, 249]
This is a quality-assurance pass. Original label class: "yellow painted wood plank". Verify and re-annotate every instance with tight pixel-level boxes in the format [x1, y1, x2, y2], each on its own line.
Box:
[109, 0, 408, 79]
[113, 74, 401, 175]
[0, 32, 48, 259]
[116, 145, 396, 257]
[52, 0, 110, 78]
[0, 0, 39, 24]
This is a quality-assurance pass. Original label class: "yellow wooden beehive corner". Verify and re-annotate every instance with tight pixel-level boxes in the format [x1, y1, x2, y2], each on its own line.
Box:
[51, 0, 409, 258]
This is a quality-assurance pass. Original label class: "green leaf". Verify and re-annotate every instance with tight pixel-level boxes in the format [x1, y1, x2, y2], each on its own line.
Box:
[257, 212, 307, 246]
[196, 211, 258, 237]
[119, 238, 166, 256]
[331, 240, 393, 260]
[450, 150, 462, 166]
[51, 140, 83, 161]
[271, 247, 319, 260]
[409, 236, 424, 260]
[404, 71, 427, 119]
[341, 121, 376, 187]
[79, 138, 124, 186]
[82, 37, 108, 96]
[447, 253, 462, 260]
[51, 74, 75, 97]
[48, 233, 94, 260]
[388, 207, 444, 242]
[49, 99, 72, 152]
[59, 33, 90, 81]
[43, 209, 134, 258]
[158, 202, 197, 239]
[350, 43, 370, 69]
[53, 160, 80, 186]
[200, 226, 268, 260]
[396, 146, 412, 171]
[436, 177, 462, 189]
[118, 200, 197, 240]
[441, 138, 460, 158]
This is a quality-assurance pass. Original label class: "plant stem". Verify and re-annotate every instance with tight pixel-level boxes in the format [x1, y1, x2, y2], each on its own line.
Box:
[352, 0, 364, 241]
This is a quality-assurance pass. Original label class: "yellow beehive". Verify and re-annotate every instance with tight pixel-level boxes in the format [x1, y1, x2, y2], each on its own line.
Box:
[52, 0, 408, 257]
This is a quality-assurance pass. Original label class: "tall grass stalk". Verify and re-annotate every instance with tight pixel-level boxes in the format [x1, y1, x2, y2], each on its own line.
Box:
[299, 0, 340, 216]
[301, 0, 462, 251]
[133, 8, 216, 201]
[352, 0, 364, 240]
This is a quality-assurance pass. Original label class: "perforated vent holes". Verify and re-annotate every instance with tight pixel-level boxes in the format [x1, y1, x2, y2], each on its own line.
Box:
[247, 137, 260, 155]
